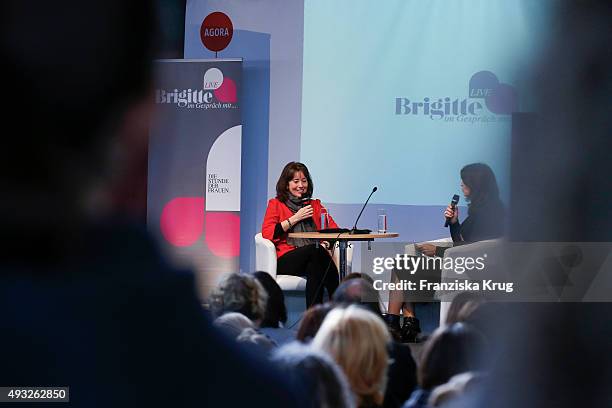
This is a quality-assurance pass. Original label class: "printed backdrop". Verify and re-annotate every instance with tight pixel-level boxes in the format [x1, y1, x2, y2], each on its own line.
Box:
[148, 59, 242, 296]
[184, 0, 553, 271]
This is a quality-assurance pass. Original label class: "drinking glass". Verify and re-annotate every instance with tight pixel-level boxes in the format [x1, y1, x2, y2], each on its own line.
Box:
[377, 209, 387, 233]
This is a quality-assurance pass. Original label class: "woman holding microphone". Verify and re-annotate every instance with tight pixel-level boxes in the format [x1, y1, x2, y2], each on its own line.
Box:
[417, 162, 506, 256]
[262, 162, 340, 307]
[386, 163, 506, 342]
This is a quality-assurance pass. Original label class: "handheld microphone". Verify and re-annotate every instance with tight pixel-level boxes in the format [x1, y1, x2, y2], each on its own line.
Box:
[444, 194, 460, 227]
[351, 186, 378, 233]
[298, 195, 312, 206]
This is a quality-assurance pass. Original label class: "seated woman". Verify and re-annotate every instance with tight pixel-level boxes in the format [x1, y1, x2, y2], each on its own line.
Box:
[262, 161, 341, 307]
[417, 162, 506, 256]
[386, 163, 505, 342]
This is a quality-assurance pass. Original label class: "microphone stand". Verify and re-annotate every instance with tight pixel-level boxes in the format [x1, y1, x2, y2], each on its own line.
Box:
[350, 187, 377, 234]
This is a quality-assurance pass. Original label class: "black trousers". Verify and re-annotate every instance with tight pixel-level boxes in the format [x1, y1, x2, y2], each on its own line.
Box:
[277, 244, 339, 307]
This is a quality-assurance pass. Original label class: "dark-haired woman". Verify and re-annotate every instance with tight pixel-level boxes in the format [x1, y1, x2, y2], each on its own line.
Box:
[417, 162, 506, 256]
[401, 323, 487, 408]
[385, 163, 505, 342]
[261, 162, 340, 307]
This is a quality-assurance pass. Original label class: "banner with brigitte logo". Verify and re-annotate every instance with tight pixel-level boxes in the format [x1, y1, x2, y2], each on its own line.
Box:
[148, 59, 242, 298]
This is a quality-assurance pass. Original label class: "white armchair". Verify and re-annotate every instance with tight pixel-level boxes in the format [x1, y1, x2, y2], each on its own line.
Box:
[254, 233, 352, 291]
[405, 237, 453, 256]
[404, 237, 504, 325]
[440, 238, 503, 324]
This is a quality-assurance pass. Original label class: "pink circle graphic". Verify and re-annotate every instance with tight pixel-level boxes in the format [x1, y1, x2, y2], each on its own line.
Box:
[160, 197, 205, 247]
[213, 77, 237, 103]
[205, 212, 240, 258]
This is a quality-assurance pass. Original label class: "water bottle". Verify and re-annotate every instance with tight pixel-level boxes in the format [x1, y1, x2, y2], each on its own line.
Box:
[320, 207, 329, 230]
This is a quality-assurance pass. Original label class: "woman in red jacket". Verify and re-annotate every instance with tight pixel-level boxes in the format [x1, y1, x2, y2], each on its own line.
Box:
[262, 162, 340, 307]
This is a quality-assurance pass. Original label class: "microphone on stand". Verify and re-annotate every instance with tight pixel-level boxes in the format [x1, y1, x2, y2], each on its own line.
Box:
[444, 194, 460, 227]
[351, 186, 378, 234]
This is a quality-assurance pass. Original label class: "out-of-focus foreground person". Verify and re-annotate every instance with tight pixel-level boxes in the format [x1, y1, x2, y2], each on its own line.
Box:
[296, 302, 334, 343]
[332, 278, 418, 408]
[0, 1, 302, 407]
[402, 323, 486, 408]
[467, 2, 612, 407]
[209, 273, 268, 324]
[312, 305, 391, 408]
[254, 271, 296, 346]
[272, 342, 355, 408]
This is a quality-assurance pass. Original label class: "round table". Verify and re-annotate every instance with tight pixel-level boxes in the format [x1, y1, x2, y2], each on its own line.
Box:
[288, 232, 399, 279]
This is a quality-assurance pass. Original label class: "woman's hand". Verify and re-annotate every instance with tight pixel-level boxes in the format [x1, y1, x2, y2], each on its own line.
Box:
[293, 205, 314, 222]
[444, 205, 459, 224]
[321, 241, 335, 259]
[416, 243, 437, 257]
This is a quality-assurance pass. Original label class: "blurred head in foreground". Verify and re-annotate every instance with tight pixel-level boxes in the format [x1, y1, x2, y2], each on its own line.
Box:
[428, 371, 487, 407]
[210, 273, 268, 324]
[272, 342, 354, 408]
[418, 323, 486, 391]
[296, 302, 334, 343]
[332, 277, 383, 317]
[2, 0, 157, 262]
[445, 291, 486, 325]
[477, 2, 612, 407]
[312, 305, 390, 407]
[253, 271, 288, 328]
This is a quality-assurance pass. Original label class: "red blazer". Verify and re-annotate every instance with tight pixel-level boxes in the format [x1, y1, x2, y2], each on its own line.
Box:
[261, 198, 339, 259]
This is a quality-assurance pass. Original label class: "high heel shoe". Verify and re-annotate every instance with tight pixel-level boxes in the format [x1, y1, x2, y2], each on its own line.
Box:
[382, 314, 402, 342]
[401, 316, 421, 343]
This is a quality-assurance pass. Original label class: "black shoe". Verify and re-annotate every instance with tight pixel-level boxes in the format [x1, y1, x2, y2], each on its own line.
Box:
[382, 314, 402, 342]
[401, 316, 421, 343]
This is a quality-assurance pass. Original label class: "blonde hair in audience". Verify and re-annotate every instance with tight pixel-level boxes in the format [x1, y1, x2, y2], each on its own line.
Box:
[312, 305, 390, 407]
